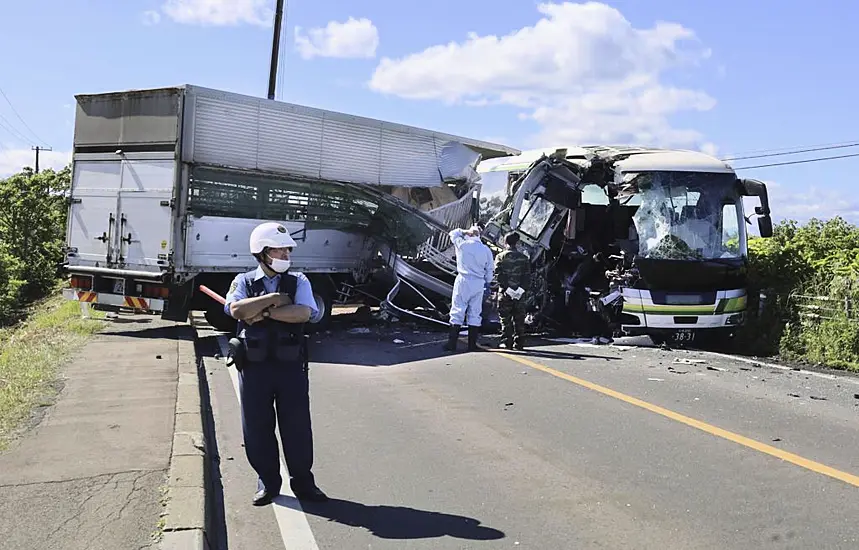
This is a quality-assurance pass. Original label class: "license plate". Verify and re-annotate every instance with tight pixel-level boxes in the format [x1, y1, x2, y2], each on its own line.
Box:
[112, 279, 125, 294]
[672, 329, 696, 342]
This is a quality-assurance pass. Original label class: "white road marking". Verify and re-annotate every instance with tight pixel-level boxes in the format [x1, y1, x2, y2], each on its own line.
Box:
[699, 350, 859, 386]
[217, 336, 321, 550]
[550, 333, 859, 386]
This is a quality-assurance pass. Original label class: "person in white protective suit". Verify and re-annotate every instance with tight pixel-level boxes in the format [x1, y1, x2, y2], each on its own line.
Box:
[443, 224, 495, 352]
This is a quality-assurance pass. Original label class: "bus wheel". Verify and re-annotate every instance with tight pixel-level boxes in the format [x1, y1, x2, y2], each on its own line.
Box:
[648, 333, 666, 347]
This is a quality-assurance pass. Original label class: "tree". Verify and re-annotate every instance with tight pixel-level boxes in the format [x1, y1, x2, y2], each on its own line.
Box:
[0, 166, 72, 305]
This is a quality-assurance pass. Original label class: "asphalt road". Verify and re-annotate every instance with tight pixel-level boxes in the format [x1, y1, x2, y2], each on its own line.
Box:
[196, 317, 859, 549]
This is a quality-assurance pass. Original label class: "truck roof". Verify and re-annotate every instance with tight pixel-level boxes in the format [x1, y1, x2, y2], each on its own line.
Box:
[73, 84, 520, 162]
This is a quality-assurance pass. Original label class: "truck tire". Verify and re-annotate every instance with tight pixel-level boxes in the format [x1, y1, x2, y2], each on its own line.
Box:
[306, 276, 334, 333]
[205, 307, 238, 334]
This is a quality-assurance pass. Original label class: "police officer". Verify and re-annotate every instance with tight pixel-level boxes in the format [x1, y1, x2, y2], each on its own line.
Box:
[494, 232, 531, 350]
[444, 224, 495, 352]
[224, 221, 328, 506]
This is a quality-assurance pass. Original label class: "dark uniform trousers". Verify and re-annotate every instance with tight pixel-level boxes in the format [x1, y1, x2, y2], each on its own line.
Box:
[498, 295, 527, 346]
[235, 271, 316, 494]
[239, 357, 315, 494]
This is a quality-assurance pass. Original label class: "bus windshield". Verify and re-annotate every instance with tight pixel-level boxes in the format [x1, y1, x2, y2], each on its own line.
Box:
[625, 171, 743, 261]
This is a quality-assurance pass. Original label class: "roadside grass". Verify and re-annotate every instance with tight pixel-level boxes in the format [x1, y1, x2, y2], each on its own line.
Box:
[0, 292, 106, 449]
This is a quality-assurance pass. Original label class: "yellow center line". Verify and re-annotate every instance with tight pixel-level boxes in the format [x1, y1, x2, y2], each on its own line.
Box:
[491, 349, 859, 489]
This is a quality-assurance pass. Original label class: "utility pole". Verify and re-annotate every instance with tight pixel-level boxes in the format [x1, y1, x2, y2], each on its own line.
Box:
[267, 0, 285, 100]
[32, 145, 52, 173]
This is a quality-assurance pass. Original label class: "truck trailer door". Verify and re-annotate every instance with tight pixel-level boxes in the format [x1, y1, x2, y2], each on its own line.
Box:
[116, 156, 176, 268]
[67, 160, 123, 265]
[67, 154, 176, 270]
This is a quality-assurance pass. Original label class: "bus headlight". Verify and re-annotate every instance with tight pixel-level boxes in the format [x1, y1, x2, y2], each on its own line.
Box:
[726, 313, 744, 325]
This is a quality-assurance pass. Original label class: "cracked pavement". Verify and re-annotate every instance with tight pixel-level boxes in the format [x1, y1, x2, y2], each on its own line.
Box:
[0, 315, 182, 550]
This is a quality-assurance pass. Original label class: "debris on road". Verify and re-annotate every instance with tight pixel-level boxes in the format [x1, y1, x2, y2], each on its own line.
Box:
[789, 393, 801, 398]
[348, 327, 372, 334]
[393, 339, 405, 344]
[674, 358, 706, 365]
[648, 378, 664, 382]
[810, 395, 827, 401]
[706, 366, 727, 372]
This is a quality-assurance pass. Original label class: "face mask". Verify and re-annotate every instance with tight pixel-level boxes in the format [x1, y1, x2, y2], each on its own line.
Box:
[267, 256, 291, 273]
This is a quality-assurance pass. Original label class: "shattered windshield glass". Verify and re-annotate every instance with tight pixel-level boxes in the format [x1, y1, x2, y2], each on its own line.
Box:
[629, 171, 743, 261]
[518, 196, 555, 239]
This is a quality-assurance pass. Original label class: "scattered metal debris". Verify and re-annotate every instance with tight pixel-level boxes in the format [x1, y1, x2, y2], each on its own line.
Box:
[674, 358, 706, 365]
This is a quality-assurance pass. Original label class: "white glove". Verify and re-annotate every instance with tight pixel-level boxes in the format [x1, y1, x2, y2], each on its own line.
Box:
[505, 287, 525, 300]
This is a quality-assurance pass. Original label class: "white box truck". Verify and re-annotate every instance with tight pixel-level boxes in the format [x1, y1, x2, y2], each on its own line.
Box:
[61, 85, 518, 331]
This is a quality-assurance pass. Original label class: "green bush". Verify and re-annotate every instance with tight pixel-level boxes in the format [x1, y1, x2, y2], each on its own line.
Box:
[742, 217, 859, 369]
[0, 167, 71, 325]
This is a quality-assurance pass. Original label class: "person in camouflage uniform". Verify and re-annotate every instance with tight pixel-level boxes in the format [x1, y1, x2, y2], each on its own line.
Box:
[494, 232, 531, 350]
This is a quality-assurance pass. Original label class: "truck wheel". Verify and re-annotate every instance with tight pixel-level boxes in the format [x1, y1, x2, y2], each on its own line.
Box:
[306, 277, 334, 333]
[205, 307, 238, 334]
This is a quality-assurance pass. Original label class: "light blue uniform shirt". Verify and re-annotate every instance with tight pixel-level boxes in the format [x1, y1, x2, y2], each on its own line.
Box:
[224, 266, 319, 320]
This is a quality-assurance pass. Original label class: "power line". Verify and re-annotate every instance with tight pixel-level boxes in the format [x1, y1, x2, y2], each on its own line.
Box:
[0, 112, 32, 144]
[734, 151, 859, 170]
[724, 142, 859, 161]
[0, 87, 50, 147]
[722, 139, 859, 160]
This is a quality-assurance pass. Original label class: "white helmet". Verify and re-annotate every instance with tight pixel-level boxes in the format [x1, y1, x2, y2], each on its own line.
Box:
[249, 222, 297, 254]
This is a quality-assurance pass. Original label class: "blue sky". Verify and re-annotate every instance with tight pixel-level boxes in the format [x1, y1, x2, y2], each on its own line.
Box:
[0, 0, 857, 224]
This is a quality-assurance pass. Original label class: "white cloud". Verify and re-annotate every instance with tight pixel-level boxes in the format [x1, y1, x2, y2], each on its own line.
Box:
[0, 148, 71, 179]
[295, 17, 379, 59]
[160, 0, 272, 26]
[773, 188, 859, 224]
[142, 10, 161, 26]
[700, 142, 719, 157]
[369, 2, 715, 149]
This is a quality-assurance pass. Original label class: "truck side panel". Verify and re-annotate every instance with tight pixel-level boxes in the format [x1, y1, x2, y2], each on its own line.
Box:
[184, 216, 374, 273]
[182, 85, 506, 189]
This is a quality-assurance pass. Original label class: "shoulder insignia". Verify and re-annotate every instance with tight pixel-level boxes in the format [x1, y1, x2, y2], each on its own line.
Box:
[228, 279, 238, 294]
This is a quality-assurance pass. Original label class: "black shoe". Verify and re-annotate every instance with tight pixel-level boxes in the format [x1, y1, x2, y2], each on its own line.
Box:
[467, 326, 482, 351]
[253, 488, 277, 506]
[443, 324, 461, 352]
[294, 485, 329, 502]
[513, 340, 525, 351]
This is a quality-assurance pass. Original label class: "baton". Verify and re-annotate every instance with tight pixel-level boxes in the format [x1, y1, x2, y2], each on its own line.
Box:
[198, 285, 226, 305]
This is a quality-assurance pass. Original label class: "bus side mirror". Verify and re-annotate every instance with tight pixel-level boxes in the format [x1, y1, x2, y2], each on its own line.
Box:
[739, 178, 773, 238]
[757, 214, 773, 238]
